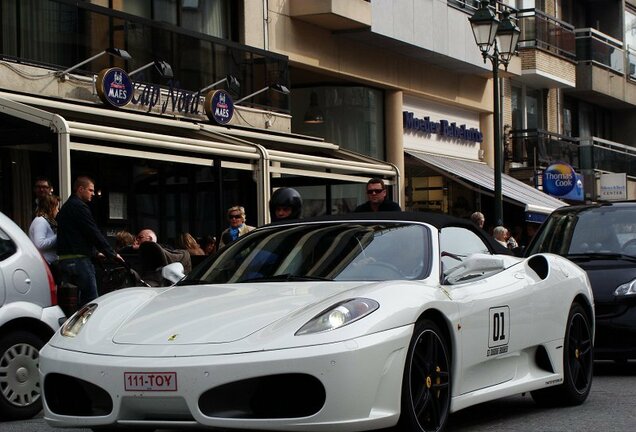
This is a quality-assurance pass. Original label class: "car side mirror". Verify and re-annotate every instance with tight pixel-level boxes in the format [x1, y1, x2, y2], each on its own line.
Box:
[162, 262, 185, 284]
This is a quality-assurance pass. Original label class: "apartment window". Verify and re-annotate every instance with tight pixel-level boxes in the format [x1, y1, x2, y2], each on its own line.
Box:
[111, 0, 233, 39]
[625, 7, 636, 49]
[511, 84, 544, 130]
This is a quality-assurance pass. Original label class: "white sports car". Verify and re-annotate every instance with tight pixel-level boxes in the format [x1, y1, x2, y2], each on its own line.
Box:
[40, 213, 594, 432]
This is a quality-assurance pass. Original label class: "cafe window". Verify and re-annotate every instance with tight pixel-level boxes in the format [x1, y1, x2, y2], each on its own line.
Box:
[291, 86, 385, 161]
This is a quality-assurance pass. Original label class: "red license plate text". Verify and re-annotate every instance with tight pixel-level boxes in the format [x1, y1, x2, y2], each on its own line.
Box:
[124, 372, 177, 391]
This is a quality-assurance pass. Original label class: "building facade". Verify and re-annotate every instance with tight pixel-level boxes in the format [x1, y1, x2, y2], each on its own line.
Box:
[2, 0, 632, 244]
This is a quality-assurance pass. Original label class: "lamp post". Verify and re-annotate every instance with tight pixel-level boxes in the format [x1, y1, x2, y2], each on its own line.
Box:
[469, 1, 520, 227]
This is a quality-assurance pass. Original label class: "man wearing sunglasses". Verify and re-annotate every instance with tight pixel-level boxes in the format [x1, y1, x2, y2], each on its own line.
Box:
[354, 178, 401, 213]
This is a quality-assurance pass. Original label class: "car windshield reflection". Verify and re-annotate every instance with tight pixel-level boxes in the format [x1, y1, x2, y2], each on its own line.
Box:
[182, 222, 431, 284]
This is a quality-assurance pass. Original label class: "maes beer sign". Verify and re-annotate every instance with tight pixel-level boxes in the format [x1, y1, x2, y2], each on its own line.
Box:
[204, 89, 234, 124]
[96, 68, 134, 107]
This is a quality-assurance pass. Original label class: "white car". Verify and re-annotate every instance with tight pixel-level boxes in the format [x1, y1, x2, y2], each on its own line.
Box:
[0, 211, 65, 420]
[40, 213, 594, 432]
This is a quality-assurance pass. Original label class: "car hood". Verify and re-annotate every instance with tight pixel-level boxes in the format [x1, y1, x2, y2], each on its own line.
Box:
[112, 282, 370, 345]
[571, 259, 636, 303]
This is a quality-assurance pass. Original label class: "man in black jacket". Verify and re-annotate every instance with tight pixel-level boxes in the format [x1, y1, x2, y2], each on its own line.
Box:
[354, 178, 401, 212]
[57, 176, 122, 310]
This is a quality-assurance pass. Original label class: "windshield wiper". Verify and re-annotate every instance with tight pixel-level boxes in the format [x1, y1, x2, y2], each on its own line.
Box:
[567, 253, 636, 263]
[238, 274, 333, 283]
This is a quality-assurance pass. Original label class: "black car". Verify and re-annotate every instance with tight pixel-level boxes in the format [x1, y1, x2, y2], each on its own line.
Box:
[525, 201, 636, 361]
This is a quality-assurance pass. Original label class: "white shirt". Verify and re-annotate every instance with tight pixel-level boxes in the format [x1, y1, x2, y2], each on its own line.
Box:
[28, 216, 57, 264]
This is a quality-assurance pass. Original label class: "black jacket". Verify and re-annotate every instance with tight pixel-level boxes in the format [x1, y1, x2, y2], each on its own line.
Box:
[354, 199, 402, 212]
[56, 195, 116, 259]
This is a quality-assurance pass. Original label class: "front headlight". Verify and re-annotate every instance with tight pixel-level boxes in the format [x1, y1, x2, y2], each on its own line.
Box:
[615, 279, 636, 297]
[296, 298, 379, 335]
[61, 303, 98, 337]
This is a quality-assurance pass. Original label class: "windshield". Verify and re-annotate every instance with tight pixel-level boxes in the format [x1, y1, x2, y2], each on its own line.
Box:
[527, 206, 636, 257]
[183, 222, 432, 284]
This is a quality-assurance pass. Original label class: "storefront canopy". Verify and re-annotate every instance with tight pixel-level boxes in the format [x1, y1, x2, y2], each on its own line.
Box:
[406, 150, 565, 215]
[0, 92, 399, 225]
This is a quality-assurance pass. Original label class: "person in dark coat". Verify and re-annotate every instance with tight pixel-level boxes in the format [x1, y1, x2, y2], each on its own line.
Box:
[354, 178, 401, 212]
[57, 176, 122, 311]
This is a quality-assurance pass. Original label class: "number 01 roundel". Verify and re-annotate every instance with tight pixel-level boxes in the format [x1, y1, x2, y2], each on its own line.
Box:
[204, 89, 234, 125]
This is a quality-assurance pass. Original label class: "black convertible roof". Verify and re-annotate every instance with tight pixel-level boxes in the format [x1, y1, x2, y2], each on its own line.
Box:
[269, 211, 512, 255]
[286, 211, 474, 230]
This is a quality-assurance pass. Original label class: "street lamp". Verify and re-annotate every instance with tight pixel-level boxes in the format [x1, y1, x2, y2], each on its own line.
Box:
[469, 1, 520, 226]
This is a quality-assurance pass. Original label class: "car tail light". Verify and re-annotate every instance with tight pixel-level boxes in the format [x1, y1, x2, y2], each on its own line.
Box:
[41, 255, 58, 305]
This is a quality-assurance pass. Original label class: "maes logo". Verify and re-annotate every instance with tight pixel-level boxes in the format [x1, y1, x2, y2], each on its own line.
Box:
[204, 89, 234, 125]
[96, 67, 134, 107]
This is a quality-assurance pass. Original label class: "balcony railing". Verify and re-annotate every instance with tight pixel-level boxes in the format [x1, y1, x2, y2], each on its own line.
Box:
[509, 129, 580, 169]
[517, 9, 576, 60]
[580, 137, 636, 178]
[511, 130, 636, 178]
[575, 28, 624, 74]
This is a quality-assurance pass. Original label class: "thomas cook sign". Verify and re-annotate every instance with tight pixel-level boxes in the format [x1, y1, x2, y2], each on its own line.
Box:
[543, 163, 576, 197]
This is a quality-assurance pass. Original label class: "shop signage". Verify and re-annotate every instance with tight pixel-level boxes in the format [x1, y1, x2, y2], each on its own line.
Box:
[131, 82, 201, 115]
[95, 68, 224, 121]
[204, 89, 234, 124]
[600, 172, 627, 201]
[403, 111, 483, 143]
[543, 162, 578, 197]
[96, 68, 134, 107]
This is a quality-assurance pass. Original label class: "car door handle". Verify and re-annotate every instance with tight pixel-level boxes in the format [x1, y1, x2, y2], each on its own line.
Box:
[25, 278, 31, 284]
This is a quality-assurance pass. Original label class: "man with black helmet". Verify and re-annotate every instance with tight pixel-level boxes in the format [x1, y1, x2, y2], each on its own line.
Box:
[269, 187, 303, 222]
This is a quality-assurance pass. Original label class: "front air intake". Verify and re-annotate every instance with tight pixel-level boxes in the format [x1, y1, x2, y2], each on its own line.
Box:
[199, 373, 325, 418]
[44, 373, 112, 416]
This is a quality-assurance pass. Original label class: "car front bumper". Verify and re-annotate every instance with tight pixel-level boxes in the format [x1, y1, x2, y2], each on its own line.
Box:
[40, 325, 412, 431]
[594, 299, 636, 360]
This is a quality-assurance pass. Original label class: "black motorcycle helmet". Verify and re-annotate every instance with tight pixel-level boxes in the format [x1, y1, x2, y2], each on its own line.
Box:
[269, 187, 303, 222]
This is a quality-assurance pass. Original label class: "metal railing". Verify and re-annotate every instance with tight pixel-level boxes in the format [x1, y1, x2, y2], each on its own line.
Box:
[580, 137, 636, 177]
[509, 129, 580, 169]
[517, 9, 576, 59]
[575, 28, 624, 74]
[510, 130, 636, 178]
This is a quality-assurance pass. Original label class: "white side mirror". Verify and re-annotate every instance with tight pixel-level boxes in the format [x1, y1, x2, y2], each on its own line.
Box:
[162, 262, 185, 284]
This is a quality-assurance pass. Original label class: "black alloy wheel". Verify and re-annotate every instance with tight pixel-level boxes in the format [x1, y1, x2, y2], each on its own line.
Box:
[399, 319, 451, 432]
[531, 302, 593, 406]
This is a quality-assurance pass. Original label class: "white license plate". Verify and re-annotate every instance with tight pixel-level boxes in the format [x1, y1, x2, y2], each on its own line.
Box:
[124, 372, 177, 391]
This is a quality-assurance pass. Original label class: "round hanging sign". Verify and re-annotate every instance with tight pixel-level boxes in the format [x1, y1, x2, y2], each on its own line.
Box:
[204, 89, 234, 125]
[543, 162, 576, 196]
[96, 67, 134, 108]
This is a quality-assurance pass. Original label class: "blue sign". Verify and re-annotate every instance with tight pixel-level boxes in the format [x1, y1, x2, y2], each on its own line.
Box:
[543, 163, 576, 197]
[204, 90, 234, 125]
[525, 212, 548, 224]
[96, 67, 134, 107]
[403, 111, 483, 143]
[559, 173, 584, 201]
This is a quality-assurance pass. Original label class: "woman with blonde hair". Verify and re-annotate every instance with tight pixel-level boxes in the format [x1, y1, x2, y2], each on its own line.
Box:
[220, 205, 254, 248]
[177, 232, 205, 256]
[28, 194, 60, 264]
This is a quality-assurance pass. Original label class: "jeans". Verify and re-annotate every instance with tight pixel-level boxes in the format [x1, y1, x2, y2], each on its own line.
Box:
[58, 257, 98, 309]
